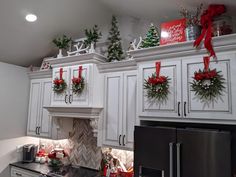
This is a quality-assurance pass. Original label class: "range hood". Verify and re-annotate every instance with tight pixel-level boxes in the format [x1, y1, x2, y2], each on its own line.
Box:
[43, 53, 106, 137]
[44, 106, 103, 137]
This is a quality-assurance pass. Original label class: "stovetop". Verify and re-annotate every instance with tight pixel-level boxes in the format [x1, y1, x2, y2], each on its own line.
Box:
[10, 162, 100, 177]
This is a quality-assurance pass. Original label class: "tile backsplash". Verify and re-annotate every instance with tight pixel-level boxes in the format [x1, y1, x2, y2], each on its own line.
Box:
[40, 119, 133, 170]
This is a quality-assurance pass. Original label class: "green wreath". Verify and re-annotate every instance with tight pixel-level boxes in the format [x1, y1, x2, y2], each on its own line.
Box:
[144, 73, 170, 102]
[190, 69, 225, 102]
[72, 77, 85, 94]
[53, 78, 67, 94]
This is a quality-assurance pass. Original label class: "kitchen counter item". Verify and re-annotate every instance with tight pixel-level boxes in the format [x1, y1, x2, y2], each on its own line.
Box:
[10, 162, 100, 177]
[22, 144, 38, 163]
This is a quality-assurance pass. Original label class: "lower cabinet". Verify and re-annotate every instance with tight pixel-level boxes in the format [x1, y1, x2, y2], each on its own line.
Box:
[11, 167, 40, 177]
[27, 77, 72, 139]
[102, 71, 137, 149]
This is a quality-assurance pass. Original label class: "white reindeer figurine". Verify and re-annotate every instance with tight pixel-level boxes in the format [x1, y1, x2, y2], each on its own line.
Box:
[129, 36, 142, 51]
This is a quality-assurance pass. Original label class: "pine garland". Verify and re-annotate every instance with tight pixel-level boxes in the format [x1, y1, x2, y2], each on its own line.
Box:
[191, 69, 225, 102]
[144, 73, 170, 102]
[107, 16, 123, 62]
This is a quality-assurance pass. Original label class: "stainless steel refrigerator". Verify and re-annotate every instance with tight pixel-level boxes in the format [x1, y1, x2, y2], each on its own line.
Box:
[134, 126, 231, 177]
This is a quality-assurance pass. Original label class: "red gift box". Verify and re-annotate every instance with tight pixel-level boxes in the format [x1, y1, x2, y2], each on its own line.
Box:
[160, 18, 186, 45]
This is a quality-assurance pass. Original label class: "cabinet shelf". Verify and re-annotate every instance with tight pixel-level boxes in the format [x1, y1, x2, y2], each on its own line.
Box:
[128, 34, 236, 62]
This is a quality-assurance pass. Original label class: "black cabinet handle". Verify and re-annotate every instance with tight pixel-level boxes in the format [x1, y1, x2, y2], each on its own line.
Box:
[177, 102, 181, 116]
[65, 94, 68, 104]
[38, 127, 40, 135]
[184, 101, 187, 117]
[15, 173, 22, 176]
[123, 135, 126, 146]
[119, 135, 122, 146]
[69, 94, 72, 104]
[35, 127, 38, 135]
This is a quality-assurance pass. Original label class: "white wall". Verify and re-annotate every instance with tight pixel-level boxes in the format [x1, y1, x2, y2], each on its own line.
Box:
[0, 137, 39, 177]
[0, 62, 39, 176]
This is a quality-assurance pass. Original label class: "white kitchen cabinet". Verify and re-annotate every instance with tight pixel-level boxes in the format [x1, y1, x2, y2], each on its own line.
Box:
[27, 71, 73, 139]
[11, 167, 40, 177]
[139, 60, 182, 118]
[182, 52, 236, 120]
[51, 64, 102, 107]
[138, 52, 236, 121]
[103, 70, 137, 149]
[27, 78, 52, 138]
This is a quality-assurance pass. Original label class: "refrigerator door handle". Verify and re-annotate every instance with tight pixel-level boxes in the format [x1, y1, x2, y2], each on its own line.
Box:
[169, 142, 174, 177]
[177, 143, 181, 177]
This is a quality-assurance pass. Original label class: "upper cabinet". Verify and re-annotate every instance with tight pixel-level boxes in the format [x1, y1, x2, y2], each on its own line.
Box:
[27, 70, 73, 140]
[139, 60, 182, 118]
[129, 34, 236, 124]
[182, 53, 236, 120]
[98, 60, 138, 150]
[51, 64, 91, 106]
[47, 53, 105, 109]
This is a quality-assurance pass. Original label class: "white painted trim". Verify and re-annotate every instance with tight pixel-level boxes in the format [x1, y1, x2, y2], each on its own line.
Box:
[128, 34, 236, 63]
[98, 59, 137, 73]
[45, 53, 106, 67]
[28, 70, 52, 79]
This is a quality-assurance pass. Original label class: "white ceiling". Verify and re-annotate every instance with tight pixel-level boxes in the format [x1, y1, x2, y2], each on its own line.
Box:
[0, 0, 236, 66]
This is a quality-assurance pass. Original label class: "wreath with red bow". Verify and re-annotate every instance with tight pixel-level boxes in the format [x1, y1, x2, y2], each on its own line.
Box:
[190, 57, 225, 102]
[72, 66, 85, 94]
[144, 62, 170, 102]
[53, 68, 67, 94]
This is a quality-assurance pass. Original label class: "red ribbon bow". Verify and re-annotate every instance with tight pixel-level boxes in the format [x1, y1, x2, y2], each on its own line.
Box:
[148, 61, 167, 85]
[194, 4, 226, 59]
[203, 56, 210, 71]
[72, 66, 83, 84]
[59, 68, 63, 80]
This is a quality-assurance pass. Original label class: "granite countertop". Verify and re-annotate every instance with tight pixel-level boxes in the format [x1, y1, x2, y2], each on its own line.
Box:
[10, 162, 100, 177]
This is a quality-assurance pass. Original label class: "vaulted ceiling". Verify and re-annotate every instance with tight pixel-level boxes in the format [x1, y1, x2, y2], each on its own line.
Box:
[0, 0, 236, 66]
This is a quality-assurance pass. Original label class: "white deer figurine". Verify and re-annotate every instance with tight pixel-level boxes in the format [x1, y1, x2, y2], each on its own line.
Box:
[129, 36, 142, 51]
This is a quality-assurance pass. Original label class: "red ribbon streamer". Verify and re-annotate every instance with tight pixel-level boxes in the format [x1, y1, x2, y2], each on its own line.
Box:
[194, 4, 226, 58]
[78, 66, 82, 79]
[59, 68, 63, 80]
[156, 61, 161, 78]
[203, 56, 210, 71]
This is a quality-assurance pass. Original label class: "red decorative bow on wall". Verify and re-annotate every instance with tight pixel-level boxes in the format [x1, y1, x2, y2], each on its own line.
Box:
[194, 4, 226, 59]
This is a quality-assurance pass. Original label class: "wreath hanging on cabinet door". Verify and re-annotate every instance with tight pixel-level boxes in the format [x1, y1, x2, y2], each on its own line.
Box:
[72, 66, 85, 94]
[144, 61, 170, 102]
[53, 68, 67, 94]
[190, 56, 225, 102]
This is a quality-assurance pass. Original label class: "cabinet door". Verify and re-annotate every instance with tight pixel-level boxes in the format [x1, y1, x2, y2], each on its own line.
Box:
[27, 80, 41, 136]
[69, 64, 90, 106]
[103, 73, 123, 147]
[182, 53, 236, 120]
[123, 71, 137, 149]
[139, 60, 182, 118]
[51, 67, 70, 106]
[38, 79, 52, 138]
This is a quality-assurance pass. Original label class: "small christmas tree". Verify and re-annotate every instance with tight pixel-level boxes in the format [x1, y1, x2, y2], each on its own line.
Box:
[141, 23, 160, 48]
[107, 16, 123, 62]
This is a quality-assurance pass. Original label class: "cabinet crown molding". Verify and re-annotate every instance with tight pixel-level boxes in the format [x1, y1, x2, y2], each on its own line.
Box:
[128, 34, 236, 62]
[28, 70, 52, 79]
[45, 52, 106, 67]
[98, 59, 137, 73]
